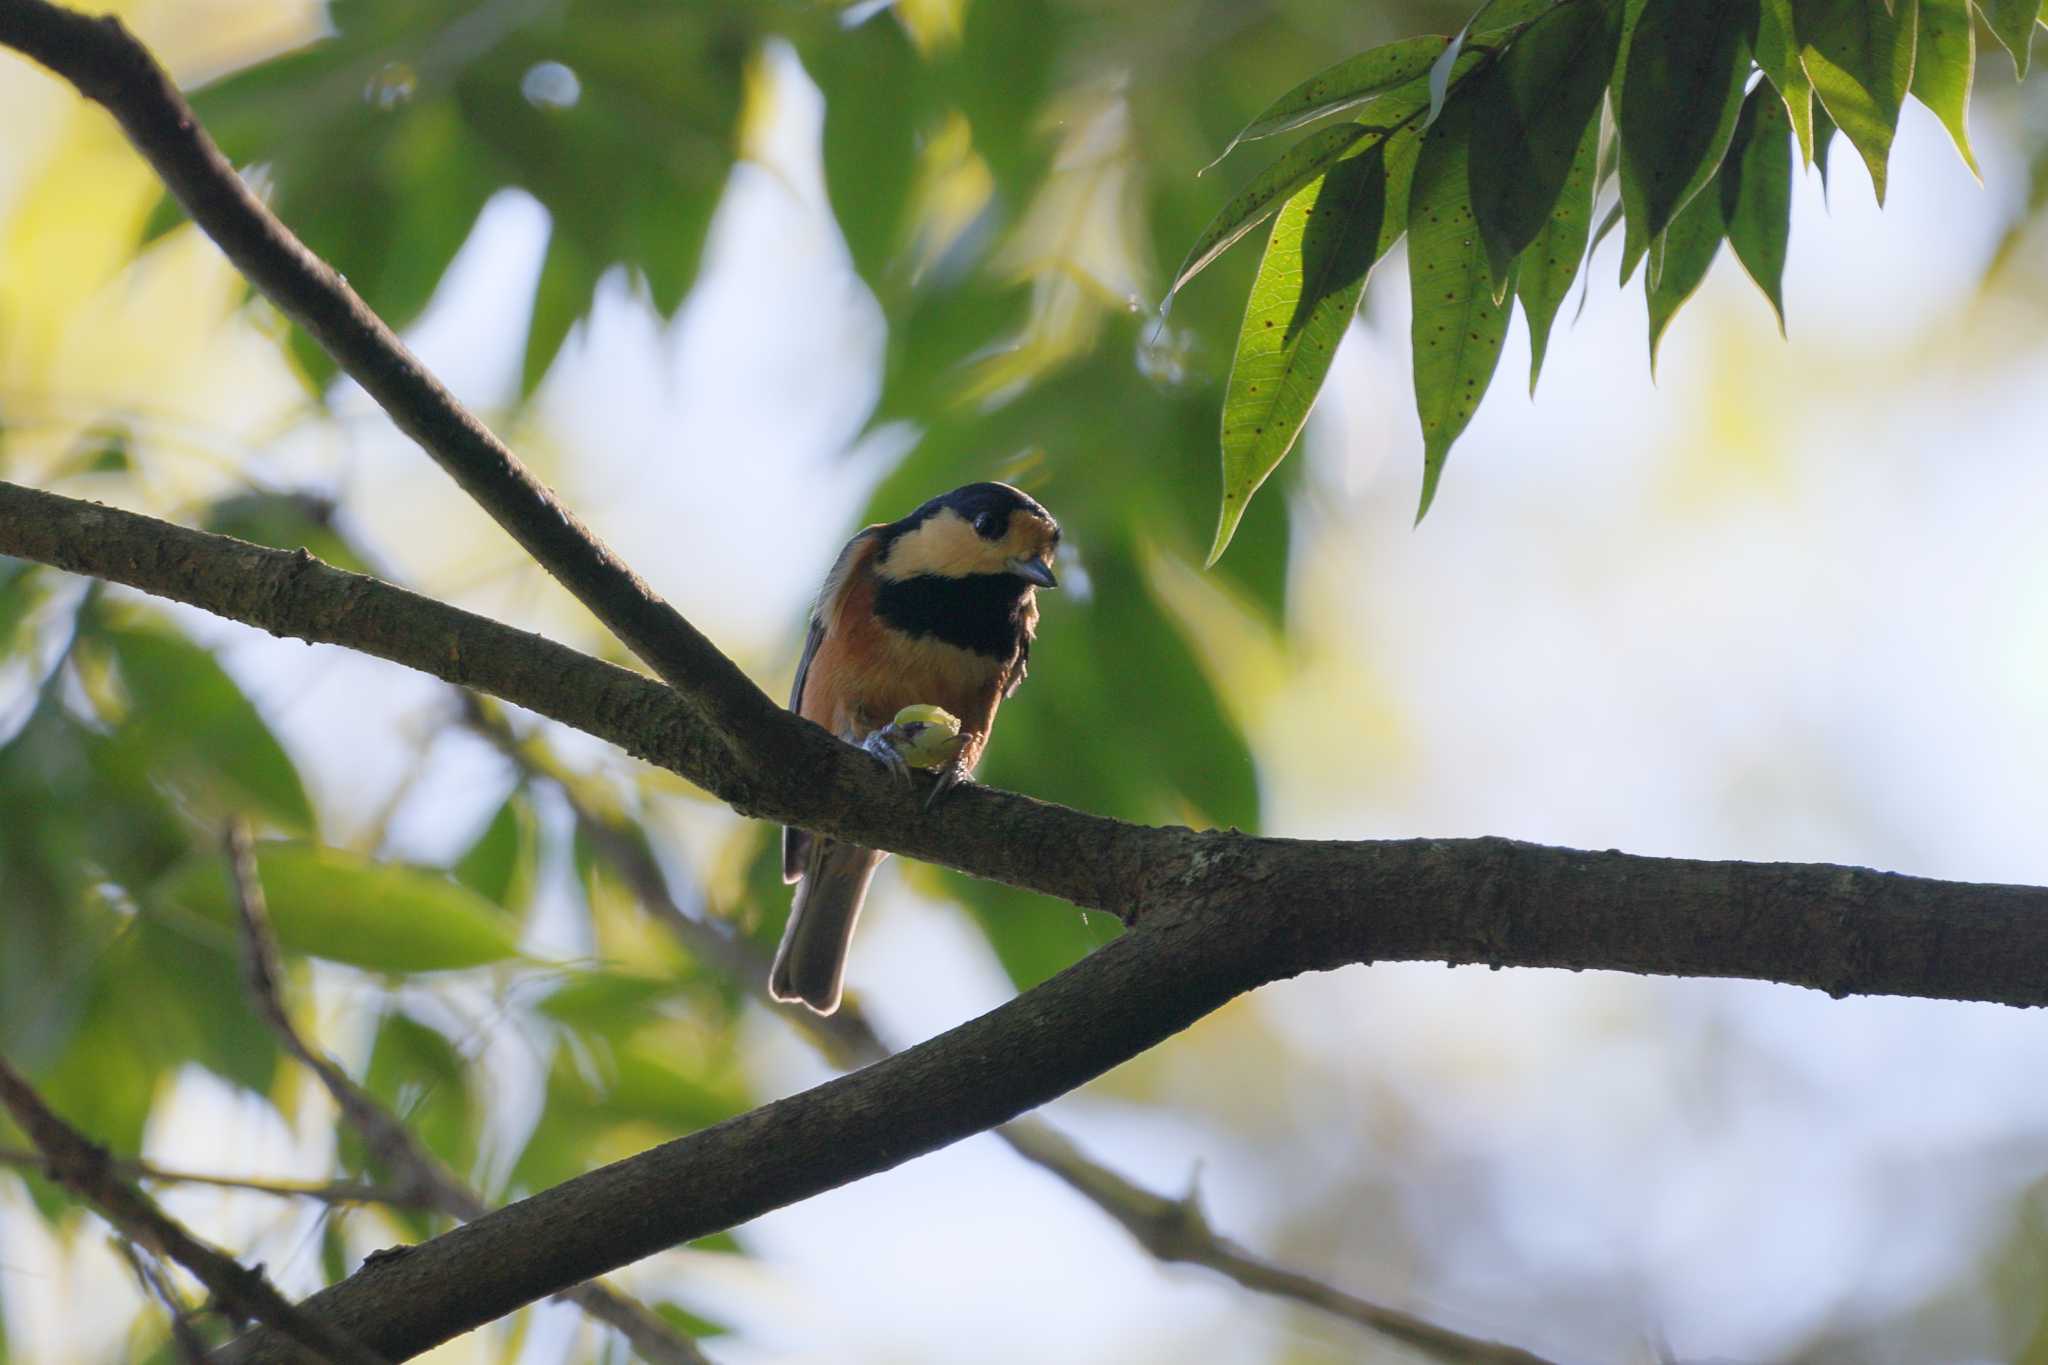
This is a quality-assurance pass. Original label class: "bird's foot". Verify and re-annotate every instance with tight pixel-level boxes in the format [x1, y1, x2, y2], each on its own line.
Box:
[924, 757, 972, 813]
[860, 724, 916, 788]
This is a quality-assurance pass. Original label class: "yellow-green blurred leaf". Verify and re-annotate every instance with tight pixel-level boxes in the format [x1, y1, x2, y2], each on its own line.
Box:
[156, 842, 522, 973]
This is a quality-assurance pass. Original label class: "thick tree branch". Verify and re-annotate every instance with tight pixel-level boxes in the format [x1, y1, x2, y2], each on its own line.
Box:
[223, 823, 711, 1365]
[6, 482, 2047, 1014]
[0, 1052, 388, 1365]
[465, 699, 1554, 1363]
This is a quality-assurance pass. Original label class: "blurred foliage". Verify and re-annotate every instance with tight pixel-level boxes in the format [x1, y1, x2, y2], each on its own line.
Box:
[5, 0, 2048, 1358]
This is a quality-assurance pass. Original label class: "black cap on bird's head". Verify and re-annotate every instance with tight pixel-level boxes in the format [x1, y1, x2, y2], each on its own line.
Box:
[877, 482, 1061, 587]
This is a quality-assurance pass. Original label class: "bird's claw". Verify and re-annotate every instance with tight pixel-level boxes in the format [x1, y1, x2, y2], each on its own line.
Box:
[860, 725, 916, 788]
[923, 759, 971, 813]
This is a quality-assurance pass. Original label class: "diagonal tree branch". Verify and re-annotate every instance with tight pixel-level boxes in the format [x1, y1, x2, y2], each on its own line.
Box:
[0, 0, 776, 752]
[222, 822, 712, 1365]
[464, 698, 1554, 1364]
[0, 1052, 388, 1365]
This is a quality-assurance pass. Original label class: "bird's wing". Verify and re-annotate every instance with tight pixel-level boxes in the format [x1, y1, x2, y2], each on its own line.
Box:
[784, 527, 880, 884]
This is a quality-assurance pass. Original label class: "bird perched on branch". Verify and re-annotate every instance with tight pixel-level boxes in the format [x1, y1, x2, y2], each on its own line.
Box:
[771, 482, 1061, 1015]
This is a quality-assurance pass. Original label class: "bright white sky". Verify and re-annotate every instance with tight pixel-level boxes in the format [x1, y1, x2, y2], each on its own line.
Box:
[6, 26, 2048, 1365]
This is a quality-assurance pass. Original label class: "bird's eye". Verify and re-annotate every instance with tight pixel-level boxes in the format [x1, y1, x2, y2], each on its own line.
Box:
[973, 510, 1003, 539]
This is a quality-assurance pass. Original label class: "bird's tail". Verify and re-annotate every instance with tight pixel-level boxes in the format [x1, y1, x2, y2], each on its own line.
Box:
[769, 841, 883, 1015]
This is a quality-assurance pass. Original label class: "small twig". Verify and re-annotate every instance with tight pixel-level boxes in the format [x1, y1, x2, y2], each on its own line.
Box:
[222, 822, 712, 1365]
[117, 1238, 213, 1364]
[464, 700, 1555, 1364]
[0, 1147, 424, 1208]
[0, 1051, 388, 1365]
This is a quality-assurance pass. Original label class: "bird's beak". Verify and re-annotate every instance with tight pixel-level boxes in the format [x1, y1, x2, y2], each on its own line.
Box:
[1009, 554, 1058, 589]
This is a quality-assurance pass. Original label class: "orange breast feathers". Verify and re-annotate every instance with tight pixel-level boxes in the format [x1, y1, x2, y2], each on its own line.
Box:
[797, 559, 1025, 771]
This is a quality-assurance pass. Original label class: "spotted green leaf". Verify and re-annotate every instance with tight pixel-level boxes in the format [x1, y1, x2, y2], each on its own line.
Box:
[1410, 97, 1516, 522]
[1798, 0, 1918, 203]
[1212, 36, 1450, 159]
[1210, 131, 1420, 563]
[1617, 0, 1759, 239]
[1912, 0, 1979, 175]
[1469, 0, 1623, 290]
[1173, 121, 1378, 299]
[1518, 117, 1602, 392]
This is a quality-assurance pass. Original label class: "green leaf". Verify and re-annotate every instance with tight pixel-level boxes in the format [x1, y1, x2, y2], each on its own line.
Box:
[1721, 85, 1795, 331]
[1172, 121, 1377, 299]
[1468, 0, 1623, 289]
[1798, 0, 1918, 203]
[203, 491, 375, 575]
[1210, 130, 1418, 564]
[156, 842, 523, 973]
[1211, 36, 1451, 160]
[359, 1010, 477, 1174]
[452, 790, 538, 912]
[536, 970, 683, 1031]
[806, 15, 930, 286]
[1617, 0, 1760, 239]
[1912, 0, 1979, 175]
[522, 228, 597, 398]
[1518, 117, 1602, 393]
[98, 622, 315, 836]
[1756, 0, 1818, 162]
[1812, 97, 1839, 191]
[1409, 96, 1516, 522]
[1647, 155, 1728, 367]
[1978, 0, 2043, 77]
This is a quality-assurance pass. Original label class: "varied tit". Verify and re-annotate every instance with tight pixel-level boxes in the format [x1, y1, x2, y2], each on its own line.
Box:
[770, 482, 1061, 1015]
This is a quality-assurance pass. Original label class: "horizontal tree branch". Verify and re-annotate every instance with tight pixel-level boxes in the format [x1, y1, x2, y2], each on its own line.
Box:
[0, 1147, 417, 1207]
[6, 482, 2046, 1014]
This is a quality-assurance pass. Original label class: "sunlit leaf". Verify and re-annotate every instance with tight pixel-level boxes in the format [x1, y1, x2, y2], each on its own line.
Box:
[453, 789, 539, 913]
[1518, 117, 1601, 393]
[1468, 0, 1622, 289]
[1798, 0, 1918, 203]
[1911, 0, 1979, 175]
[1617, 0, 1759, 238]
[1172, 121, 1378, 299]
[1756, 0, 1818, 162]
[98, 621, 314, 836]
[1647, 162, 1726, 366]
[522, 228, 596, 398]
[156, 842, 523, 973]
[1210, 130, 1418, 563]
[1978, 0, 2043, 77]
[1409, 96, 1515, 522]
[1721, 85, 1795, 331]
[1211, 36, 1450, 160]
